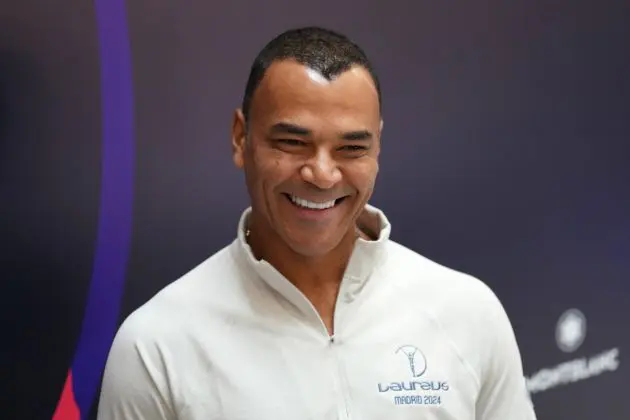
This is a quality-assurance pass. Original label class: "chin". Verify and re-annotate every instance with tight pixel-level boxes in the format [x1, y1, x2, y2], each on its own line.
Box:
[272, 195, 364, 256]
[284, 232, 346, 258]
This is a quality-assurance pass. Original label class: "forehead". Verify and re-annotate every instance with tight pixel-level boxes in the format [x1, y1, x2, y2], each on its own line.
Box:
[249, 60, 380, 128]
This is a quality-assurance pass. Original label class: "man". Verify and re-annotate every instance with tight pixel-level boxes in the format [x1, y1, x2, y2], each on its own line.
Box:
[98, 27, 536, 419]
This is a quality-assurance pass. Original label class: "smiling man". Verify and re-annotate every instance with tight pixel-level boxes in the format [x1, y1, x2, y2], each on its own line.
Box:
[98, 27, 537, 420]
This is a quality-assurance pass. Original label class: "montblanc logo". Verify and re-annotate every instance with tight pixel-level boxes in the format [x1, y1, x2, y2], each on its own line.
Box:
[556, 308, 586, 353]
[526, 307, 621, 394]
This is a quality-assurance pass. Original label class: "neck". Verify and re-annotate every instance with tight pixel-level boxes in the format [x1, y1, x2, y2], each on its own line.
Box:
[245, 209, 377, 335]
[246, 214, 362, 293]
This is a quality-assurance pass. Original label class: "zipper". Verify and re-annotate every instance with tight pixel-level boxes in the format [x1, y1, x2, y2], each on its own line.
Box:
[274, 270, 353, 420]
[329, 335, 351, 420]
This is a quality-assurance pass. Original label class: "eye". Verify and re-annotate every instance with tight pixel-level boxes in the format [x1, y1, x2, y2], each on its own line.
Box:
[339, 145, 368, 152]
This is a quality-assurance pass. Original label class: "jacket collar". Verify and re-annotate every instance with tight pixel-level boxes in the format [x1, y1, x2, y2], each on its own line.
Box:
[232, 204, 391, 313]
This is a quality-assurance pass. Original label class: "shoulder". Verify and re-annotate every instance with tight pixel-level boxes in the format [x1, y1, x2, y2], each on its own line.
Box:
[113, 243, 240, 350]
[101, 242, 242, 410]
[384, 240, 504, 315]
[97, 244, 241, 420]
[383, 240, 513, 378]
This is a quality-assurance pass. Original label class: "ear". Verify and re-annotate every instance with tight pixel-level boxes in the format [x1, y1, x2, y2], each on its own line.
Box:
[379, 119, 384, 134]
[231, 108, 247, 169]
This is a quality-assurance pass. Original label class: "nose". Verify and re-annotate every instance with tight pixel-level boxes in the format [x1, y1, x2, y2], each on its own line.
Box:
[300, 150, 342, 190]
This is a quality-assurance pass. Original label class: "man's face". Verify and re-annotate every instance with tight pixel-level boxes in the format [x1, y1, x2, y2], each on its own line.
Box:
[231, 60, 382, 257]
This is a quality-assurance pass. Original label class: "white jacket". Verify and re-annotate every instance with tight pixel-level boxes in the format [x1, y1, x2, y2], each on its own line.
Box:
[98, 205, 536, 419]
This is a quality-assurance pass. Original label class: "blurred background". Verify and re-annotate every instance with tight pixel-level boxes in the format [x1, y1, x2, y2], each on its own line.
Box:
[1, 0, 628, 418]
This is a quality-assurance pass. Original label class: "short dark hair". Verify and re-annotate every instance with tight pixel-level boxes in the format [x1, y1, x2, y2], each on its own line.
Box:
[241, 26, 382, 122]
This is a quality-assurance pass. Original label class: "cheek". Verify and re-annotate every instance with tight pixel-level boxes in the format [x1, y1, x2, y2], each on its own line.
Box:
[346, 159, 379, 193]
[251, 150, 298, 188]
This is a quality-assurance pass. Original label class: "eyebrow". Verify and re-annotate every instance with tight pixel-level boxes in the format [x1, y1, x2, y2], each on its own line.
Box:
[271, 122, 311, 136]
[341, 130, 373, 141]
[270, 122, 373, 141]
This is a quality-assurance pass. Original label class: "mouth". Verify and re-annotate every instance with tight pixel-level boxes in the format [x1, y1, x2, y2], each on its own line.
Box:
[283, 193, 348, 211]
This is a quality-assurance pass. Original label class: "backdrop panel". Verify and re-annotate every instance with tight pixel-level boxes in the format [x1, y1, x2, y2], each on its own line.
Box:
[1, 0, 628, 418]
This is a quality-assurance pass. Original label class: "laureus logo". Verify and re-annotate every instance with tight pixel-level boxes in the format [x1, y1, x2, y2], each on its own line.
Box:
[396, 345, 427, 378]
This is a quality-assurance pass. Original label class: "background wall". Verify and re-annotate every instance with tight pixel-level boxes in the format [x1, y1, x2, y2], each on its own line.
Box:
[1, 0, 628, 418]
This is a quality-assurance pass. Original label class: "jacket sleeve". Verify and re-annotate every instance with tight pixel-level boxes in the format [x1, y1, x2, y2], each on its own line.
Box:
[97, 315, 176, 420]
[475, 294, 537, 419]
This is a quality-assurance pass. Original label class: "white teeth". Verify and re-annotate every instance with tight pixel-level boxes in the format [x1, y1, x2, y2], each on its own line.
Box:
[289, 195, 337, 210]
